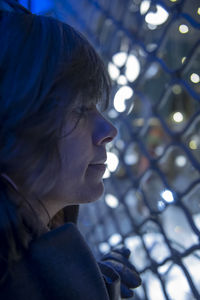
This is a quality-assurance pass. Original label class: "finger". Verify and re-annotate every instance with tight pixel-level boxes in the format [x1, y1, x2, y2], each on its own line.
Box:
[102, 252, 139, 274]
[104, 260, 142, 288]
[120, 264, 142, 288]
[122, 269, 142, 288]
[112, 247, 131, 259]
[120, 282, 134, 299]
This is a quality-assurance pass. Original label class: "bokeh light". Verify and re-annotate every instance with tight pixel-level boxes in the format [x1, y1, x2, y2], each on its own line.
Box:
[125, 54, 141, 82]
[161, 190, 174, 203]
[99, 242, 110, 253]
[108, 233, 122, 246]
[179, 24, 189, 34]
[175, 155, 187, 167]
[112, 52, 127, 67]
[106, 152, 119, 172]
[172, 112, 184, 123]
[140, 0, 150, 15]
[113, 86, 134, 112]
[190, 73, 200, 83]
[105, 194, 119, 208]
[145, 5, 169, 26]
[108, 62, 120, 80]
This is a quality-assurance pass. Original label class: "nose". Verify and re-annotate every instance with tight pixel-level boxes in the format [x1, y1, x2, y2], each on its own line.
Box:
[93, 115, 118, 146]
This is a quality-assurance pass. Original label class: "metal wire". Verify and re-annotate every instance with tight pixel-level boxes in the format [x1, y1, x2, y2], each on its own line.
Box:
[19, 0, 200, 299]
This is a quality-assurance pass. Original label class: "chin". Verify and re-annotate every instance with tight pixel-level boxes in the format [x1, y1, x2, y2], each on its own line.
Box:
[78, 181, 105, 204]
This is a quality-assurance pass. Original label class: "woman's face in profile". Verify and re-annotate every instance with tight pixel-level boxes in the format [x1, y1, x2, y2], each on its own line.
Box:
[43, 103, 117, 216]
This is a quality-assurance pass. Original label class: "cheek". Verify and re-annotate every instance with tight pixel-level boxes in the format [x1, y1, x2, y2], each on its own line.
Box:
[58, 118, 93, 183]
[58, 138, 90, 181]
[61, 113, 89, 138]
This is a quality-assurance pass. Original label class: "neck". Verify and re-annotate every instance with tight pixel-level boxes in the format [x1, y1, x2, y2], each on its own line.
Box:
[0, 172, 51, 231]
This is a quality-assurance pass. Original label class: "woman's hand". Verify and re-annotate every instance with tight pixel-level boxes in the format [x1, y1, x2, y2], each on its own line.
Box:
[100, 246, 142, 299]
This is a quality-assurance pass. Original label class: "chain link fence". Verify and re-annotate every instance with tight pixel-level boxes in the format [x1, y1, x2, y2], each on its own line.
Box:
[19, 0, 200, 299]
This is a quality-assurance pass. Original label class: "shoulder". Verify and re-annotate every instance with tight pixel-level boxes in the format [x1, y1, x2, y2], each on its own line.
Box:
[0, 223, 110, 300]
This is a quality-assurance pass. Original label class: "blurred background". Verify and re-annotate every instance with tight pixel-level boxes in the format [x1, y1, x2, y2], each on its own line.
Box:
[17, 0, 200, 299]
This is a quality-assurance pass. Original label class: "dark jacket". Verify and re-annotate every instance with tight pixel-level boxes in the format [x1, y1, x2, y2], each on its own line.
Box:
[0, 222, 120, 300]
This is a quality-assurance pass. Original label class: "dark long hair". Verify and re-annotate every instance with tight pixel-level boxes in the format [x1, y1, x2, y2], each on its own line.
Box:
[0, 6, 111, 282]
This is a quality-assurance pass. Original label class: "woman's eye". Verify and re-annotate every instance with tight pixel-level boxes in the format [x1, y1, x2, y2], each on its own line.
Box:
[74, 106, 93, 115]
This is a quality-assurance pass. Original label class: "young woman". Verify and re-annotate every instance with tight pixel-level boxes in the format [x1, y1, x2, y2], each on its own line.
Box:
[0, 1, 141, 299]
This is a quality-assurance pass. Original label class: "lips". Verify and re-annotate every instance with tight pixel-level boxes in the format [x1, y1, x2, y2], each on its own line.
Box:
[90, 157, 107, 165]
[88, 163, 106, 173]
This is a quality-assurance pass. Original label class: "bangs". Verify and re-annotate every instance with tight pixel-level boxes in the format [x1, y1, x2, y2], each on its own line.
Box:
[60, 23, 111, 112]
[79, 47, 111, 112]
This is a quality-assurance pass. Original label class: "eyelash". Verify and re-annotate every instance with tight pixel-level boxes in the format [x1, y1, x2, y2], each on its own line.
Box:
[74, 106, 93, 117]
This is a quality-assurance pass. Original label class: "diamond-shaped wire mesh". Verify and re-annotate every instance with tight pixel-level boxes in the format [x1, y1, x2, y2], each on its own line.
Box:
[20, 0, 200, 299]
